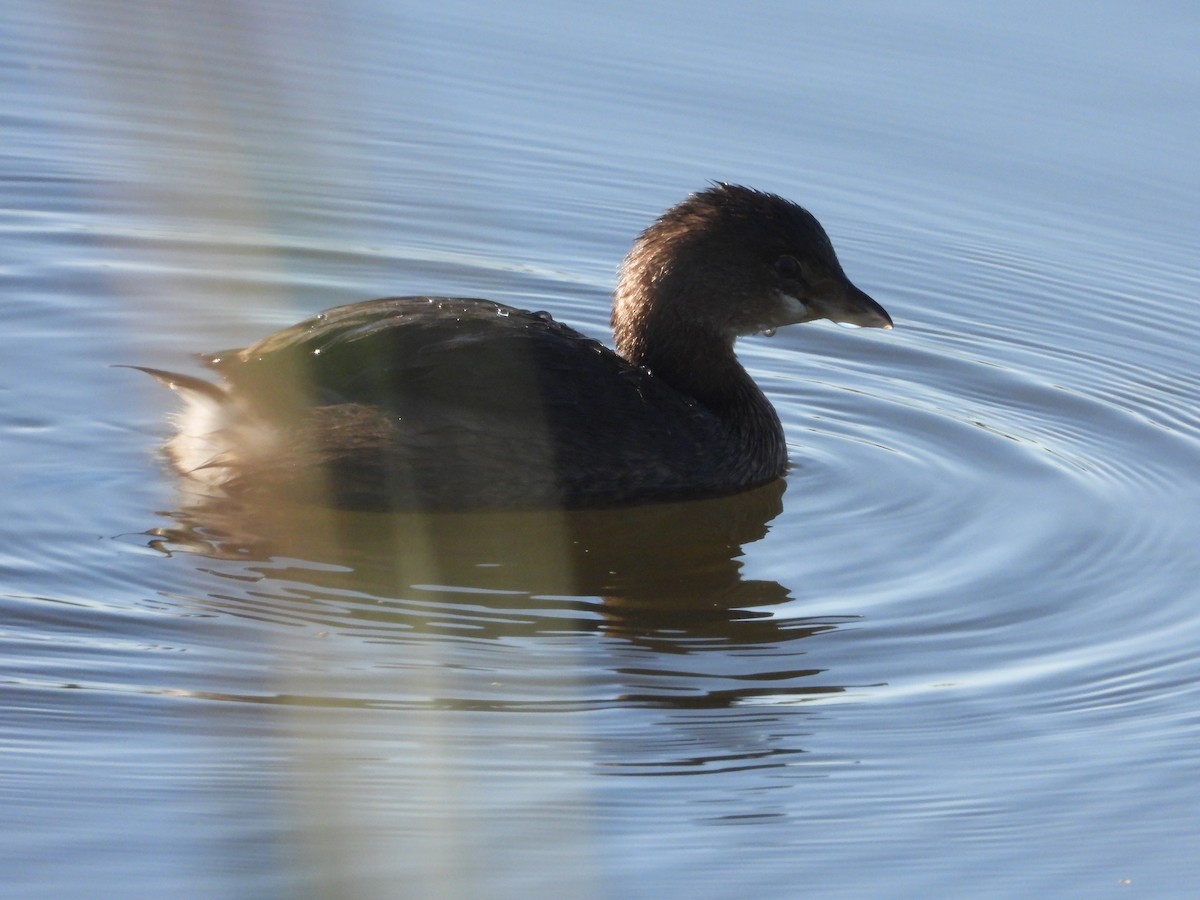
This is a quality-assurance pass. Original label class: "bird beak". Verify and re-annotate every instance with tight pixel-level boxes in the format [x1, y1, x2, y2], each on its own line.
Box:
[811, 279, 893, 330]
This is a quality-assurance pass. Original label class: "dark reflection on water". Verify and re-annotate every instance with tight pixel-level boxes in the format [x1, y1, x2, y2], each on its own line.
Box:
[138, 478, 861, 719]
[147, 477, 788, 601]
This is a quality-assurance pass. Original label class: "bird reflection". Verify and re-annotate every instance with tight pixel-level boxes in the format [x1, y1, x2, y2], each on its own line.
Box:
[145, 476, 863, 716]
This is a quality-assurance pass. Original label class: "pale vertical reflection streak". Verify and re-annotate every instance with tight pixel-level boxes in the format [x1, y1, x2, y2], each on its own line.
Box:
[57, 2, 607, 893]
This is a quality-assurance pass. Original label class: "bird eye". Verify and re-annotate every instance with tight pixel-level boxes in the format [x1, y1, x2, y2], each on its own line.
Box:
[774, 255, 801, 279]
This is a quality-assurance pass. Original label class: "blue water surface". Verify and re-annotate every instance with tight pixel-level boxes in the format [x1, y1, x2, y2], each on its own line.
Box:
[3, 1, 1200, 897]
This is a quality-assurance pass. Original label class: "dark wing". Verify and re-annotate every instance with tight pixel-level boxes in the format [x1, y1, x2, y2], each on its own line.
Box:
[205, 297, 730, 507]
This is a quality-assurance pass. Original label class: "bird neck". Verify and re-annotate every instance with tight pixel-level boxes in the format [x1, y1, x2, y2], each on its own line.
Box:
[614, 308, 786, 475]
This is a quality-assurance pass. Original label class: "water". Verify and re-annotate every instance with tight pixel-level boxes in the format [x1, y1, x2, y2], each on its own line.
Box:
[4, 1, 1200, 897]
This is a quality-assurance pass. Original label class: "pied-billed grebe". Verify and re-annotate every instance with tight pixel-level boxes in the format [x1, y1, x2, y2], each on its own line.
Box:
[135, 184, 892, 509]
